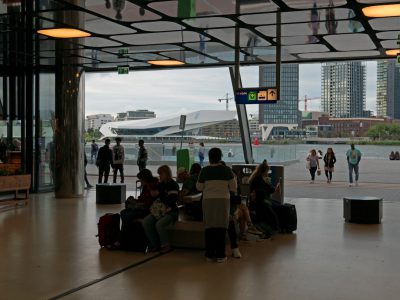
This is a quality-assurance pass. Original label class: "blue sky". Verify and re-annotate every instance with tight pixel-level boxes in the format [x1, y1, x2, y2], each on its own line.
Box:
[85, 61, 377, 118]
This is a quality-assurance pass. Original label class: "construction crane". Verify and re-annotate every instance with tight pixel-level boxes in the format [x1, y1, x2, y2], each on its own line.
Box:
[218, 93, 233, 111]
[298, 95, 321, 112]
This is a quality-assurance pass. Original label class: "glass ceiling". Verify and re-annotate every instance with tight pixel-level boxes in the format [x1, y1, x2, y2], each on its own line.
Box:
[1, 0, 399, 71]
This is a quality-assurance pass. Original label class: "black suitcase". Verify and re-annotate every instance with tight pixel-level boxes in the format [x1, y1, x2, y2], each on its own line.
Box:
[119, 208, 149, 252]
[273, 203, 297, 233]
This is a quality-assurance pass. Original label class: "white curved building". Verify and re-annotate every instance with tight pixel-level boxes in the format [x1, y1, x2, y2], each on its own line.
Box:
[99, 110, 239, 142]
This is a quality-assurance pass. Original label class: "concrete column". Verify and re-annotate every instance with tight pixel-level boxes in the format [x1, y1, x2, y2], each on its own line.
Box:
[54, 6, 85, 198]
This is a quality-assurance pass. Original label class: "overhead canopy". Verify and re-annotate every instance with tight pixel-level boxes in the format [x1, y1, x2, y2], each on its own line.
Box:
[1, 0, 400, 71]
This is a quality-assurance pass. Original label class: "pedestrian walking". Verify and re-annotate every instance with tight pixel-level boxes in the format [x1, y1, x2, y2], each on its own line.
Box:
[90, 139, 99, 163]
[96, 138, 113, 183]
[323, 147, 336, 183]
[84, 151, 93, 189]
[112, 137, 125, 183]
[346, 143, 362, 187]
[198, 142, 205, 167]
[306, 149, 320, 184]
[137, 139, 148, 171]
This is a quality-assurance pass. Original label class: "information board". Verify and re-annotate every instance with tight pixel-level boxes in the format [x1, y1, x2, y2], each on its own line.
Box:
[235, 88, 279, 104]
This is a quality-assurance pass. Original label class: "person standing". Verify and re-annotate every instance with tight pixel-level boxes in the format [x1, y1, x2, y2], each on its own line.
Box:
[198, 142, 205, 167]
[96, 139, 113, 183]
[172, 144, 177, 156]
[323, 147, 336, 183]
[112, 137, 125, 183]
[346, 143, 362, 186]
[90, 139, 99, 163]
[306, 149, 320, 184]
[196, 148, 237, 263]
[84, 151, 93, 189]
[137, 139, 148, 171]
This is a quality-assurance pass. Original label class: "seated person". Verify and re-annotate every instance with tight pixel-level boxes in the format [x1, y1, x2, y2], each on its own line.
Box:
[125, 169, 159, 218]
[181, 163, 202, 198]
[176, 167, 189, 183]
[181, 163, 202, 220]
[389, 151, 395, 160]
[143, 165, 179, 253]
[248, 160, 280, 235]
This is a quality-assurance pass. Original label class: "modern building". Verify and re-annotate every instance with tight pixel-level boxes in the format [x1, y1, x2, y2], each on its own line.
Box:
[85, 114, 114, 131]
[248, 116, 261, 138]
[115, 109, 156, 121]
[305, 116, 389, 137]
[376, 60, 400, 119]
[2, 2, 400, 299]
[259, 64, 299, 139]
[321, 61, 366, 118]
[100, 110, 239, 142]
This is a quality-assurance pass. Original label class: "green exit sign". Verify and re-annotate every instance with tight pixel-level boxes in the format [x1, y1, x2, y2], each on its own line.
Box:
[118, 66, 129, 75]
[118, 48, 128, 57]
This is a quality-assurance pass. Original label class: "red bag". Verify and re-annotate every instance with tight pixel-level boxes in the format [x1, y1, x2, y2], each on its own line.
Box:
[97, 213, 120, 248]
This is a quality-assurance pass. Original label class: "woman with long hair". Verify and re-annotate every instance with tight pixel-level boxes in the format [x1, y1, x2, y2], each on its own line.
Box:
[306, 149, 320, 183]
[323, 147, 336, 183]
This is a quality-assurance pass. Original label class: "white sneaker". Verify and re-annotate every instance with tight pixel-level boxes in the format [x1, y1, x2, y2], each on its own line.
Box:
[232, 248, 242, 259]
[349, 183, 353, 187]
[247, 224, 263, 236]
[216, 257, 227, 263]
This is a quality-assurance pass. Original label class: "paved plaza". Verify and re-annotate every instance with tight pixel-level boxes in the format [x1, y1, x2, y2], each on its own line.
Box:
[86, 158, 400, 203]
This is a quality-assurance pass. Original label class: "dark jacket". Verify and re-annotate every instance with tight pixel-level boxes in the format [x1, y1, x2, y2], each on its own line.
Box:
[323, 153, 336, 168]
[249, 175, 276, 202]
[158, 179, 179, 211]
[96, 145, 113, 167]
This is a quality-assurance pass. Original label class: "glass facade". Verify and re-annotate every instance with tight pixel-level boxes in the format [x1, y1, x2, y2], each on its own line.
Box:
[376, 60, 400, 120]
[258, 64, 299, 126]
[321, 61, 366, 118]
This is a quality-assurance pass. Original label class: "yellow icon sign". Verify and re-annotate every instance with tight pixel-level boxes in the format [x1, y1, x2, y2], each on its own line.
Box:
[267, 88, 277, 101]
[257, 90, 267, 101]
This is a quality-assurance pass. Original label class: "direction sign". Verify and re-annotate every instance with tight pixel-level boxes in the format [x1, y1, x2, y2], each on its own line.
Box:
[267, 88, 278, 101]
[235, 88, 279, 104]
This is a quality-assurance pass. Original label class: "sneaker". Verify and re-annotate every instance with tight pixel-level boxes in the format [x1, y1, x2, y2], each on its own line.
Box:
[349, 183, 353, 187]
[239, 233, 250, 241]
[232, 248, 242, 259]
[247, 224, 263, 235]
[205, 256, 214, 263]
[216, 257, 227, 263]
[160, 245, 171, 253]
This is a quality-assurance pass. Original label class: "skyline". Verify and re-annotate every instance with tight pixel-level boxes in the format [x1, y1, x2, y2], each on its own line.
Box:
[86, 61, 378, 118]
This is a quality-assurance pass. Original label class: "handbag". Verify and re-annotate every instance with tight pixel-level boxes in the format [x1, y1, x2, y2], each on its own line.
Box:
[306, 160, 310, 170]
[150, 200, 168, 219]
[317, 168, 321, 176]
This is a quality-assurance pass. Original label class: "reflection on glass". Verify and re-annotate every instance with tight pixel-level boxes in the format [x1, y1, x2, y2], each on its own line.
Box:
[325, 0, 338, 34]
[308, 1, 320, 43]
[348, 10, 363, 33]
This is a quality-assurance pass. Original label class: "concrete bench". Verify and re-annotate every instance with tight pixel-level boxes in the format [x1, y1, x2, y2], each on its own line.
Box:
[168, 220, 205, 249]
[343, 196, 383, 224]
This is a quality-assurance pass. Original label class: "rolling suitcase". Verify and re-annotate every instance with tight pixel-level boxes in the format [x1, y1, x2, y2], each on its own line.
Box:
[97, 213, 120, 248]
[274, 203, 297, 233]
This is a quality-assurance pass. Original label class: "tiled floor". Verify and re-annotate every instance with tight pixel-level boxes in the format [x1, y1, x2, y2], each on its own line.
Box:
[1, 190, 399, 300]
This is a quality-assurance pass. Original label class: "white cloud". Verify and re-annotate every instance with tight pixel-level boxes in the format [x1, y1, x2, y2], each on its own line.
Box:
[86, 62, 377, 118]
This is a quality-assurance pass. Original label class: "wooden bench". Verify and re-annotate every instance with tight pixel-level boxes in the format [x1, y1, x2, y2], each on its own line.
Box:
[0, 174, 31, 207]
[168, 220, 205, 249]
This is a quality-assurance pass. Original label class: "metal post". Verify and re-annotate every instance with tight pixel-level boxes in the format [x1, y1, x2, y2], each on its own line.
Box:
[231, 0, 254, 164]
[276, 10, 281, 100]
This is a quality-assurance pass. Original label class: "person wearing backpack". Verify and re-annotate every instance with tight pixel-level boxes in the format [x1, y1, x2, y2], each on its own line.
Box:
[346, 144, 362, 187]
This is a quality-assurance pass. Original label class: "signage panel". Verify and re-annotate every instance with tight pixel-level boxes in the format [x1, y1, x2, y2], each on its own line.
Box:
[235, 88, 279, 104]
[117, 65, 129, 75]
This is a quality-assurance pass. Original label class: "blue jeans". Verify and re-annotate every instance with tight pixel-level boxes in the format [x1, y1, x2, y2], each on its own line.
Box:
[348, 163, 359, 183]
[143, 211, 178, 249]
